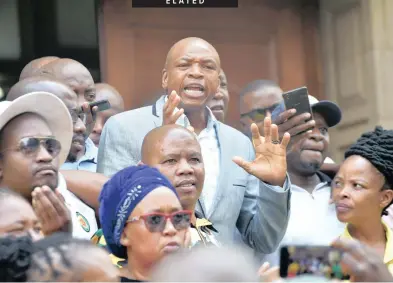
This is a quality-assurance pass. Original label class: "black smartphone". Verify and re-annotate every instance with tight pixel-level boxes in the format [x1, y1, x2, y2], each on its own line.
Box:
[282, 86, 312, 122]
[89, 99, 111, 112]
[279, 245, 350, 280]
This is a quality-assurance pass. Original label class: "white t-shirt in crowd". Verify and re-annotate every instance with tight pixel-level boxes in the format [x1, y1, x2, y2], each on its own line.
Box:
[263, 181, 345, 266]
[57, 173, 98, 240]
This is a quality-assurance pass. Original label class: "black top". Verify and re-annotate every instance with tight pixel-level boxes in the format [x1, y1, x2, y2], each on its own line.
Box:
[316, 170, 333, 184]
[120, 277, 143, 282]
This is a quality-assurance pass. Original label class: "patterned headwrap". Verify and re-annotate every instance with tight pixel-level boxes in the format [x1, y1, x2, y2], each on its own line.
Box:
[99, 165, 178, 258]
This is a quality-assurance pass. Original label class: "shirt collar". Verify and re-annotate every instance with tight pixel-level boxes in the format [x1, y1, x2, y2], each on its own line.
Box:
[291, 181, 329, 193]
[82, 137, 98, 163]
[341, 221, 393, 264]
[60, 138, 97, 169]
[163, 95, 217, 131]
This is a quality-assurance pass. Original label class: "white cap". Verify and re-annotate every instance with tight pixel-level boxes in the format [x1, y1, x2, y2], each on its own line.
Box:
[308, 95, 319, 105]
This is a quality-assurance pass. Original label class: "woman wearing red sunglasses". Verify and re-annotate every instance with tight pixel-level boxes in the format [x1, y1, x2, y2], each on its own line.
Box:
[99, 165, 191, 282]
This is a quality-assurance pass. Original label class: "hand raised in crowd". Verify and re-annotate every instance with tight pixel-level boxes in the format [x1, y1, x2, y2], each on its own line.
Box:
[162, 90, 194, 132]
[332, 238, 393, 282]
[233, 117, 290, 186]
[32, 186, 72, 236]
[80, 102, 98, 135]
[272, 108, 315, 140]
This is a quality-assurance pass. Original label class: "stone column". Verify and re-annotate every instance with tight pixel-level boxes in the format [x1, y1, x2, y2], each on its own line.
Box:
[320, 0, 393, 161]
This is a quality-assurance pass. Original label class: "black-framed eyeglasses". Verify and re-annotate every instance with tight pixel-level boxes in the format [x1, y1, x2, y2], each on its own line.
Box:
[241, 103, 280, 122]
[1, 136, 61, 158]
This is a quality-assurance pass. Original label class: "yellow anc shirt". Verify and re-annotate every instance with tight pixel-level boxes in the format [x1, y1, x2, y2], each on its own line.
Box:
[90, 229, 125, 268]
[340, 221, 393, 275]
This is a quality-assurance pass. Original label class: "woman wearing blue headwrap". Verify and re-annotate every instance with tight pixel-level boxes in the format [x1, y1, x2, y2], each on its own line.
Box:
[99, 165, 191, 282]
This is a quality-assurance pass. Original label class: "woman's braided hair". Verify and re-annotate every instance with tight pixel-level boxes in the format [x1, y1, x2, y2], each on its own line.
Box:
[0, 235, 34, 282]
[345, 126, 393, 215]
[28, 232, 105, 281]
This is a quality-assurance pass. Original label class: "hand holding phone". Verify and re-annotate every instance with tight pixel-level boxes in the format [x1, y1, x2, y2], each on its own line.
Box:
[88, 99, 111, 112]
[270, 87, 315, 138]
[280, 245, 350, 280]
[78, 100, 111, 136]
[282, 87, 313, 123]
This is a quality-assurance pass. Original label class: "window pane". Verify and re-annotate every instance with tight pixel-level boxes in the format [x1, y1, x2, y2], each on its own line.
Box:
[0, 0, 21, 59]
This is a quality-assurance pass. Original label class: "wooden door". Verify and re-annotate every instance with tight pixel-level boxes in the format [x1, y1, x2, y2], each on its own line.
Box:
[319, 0, 393, 161]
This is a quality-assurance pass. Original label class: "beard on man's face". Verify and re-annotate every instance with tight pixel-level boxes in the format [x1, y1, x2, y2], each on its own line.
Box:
[288, 151, 324, 175]
[30, 175, 59, 192]
[66, 152, 77, 163]
[66, 133, 87, 162]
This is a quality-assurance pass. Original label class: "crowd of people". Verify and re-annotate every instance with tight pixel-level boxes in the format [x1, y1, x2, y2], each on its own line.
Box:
[0, 36, 393, 282]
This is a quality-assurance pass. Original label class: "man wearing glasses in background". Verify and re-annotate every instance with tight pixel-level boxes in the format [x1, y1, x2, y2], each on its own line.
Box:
[239, 80, 316, 139]
[239, 80, 337, 177]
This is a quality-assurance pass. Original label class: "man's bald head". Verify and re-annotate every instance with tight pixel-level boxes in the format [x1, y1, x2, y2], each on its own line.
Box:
[38, 58, 90, 77]
[7, 76, 77, 104]
[95, 83, 124, 112]
[19, 57, 59, 81]
[38, 58, 95, 103]
[141, 125, 204, 211]
[142, 125, 197, 163]
[164, 37, 220, 68]
[162, 37, 221, 112]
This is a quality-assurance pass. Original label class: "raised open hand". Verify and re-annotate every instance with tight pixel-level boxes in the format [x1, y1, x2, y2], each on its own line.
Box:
[233, 117, 290, 186]
[162, 91, 194, 132]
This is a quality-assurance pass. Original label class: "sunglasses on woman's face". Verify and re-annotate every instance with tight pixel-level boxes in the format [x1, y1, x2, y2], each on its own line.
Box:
[2, 137, 62, 158]
[126, 210, 192, 233]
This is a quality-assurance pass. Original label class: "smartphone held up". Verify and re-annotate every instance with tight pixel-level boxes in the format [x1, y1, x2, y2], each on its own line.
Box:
[271, 86, 315, 135]
[89, 99, 111, 112]
[282, 87, 313, 122]
[279, 245, 350, 281]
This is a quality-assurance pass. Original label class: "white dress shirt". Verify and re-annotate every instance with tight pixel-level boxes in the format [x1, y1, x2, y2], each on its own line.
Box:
[194, 115, 220, 215]
[263, 181, 345, 266]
